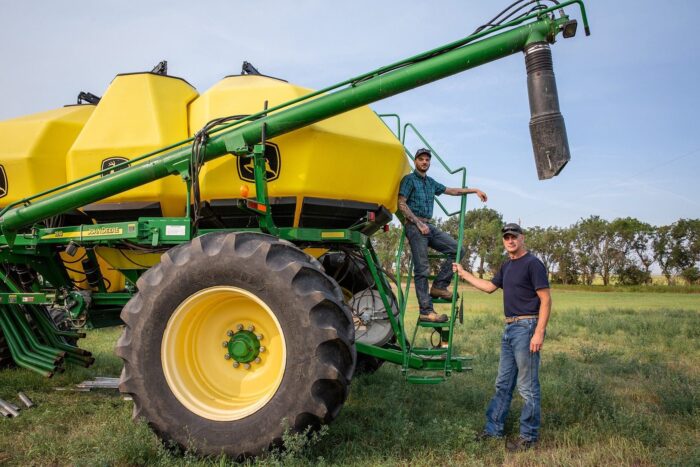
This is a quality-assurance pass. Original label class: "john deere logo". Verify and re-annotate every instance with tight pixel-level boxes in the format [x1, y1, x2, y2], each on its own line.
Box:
[0, 165, 6, 199]
[101, 157, 130, 176]
[237, 143, 281, 183]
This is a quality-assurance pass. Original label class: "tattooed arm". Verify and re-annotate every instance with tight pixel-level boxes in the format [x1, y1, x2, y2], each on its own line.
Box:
[398, 195, 429, 234]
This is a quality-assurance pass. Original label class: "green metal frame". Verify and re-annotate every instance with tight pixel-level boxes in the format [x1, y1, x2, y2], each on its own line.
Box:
[0, 1, 589, 376]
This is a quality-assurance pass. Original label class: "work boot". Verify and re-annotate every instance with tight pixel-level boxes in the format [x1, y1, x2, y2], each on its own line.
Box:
[430, 286, 457, 300]
[505, 437, 537, 452]
[418, 311, 448, 323]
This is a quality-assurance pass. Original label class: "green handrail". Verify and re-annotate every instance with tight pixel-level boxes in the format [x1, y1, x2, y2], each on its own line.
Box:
[378, 114, 469, 377]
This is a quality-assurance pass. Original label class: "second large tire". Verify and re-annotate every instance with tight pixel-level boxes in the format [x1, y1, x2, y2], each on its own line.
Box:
[116, 232, 355, 458]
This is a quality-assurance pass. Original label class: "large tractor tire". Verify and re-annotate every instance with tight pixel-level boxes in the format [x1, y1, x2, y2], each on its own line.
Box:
[116, 232, 355, 458]
[321, 251, 399, 376]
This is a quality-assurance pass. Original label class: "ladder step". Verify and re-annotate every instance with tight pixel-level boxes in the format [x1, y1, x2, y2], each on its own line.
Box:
[416, 320, 452, 328]
[407, 375, 446, 385]
[412, 348, 448, 356]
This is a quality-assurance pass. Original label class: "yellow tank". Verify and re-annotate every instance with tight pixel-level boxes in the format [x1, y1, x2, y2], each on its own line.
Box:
[188, 75, 409, 228]
[66, 73, 198, 220]
[0, 105, 95, 208]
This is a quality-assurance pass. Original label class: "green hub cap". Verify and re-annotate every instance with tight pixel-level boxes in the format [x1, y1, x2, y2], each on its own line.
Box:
[226, 330, 261, 363]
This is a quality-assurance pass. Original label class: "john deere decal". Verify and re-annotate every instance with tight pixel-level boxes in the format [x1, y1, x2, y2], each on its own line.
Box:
[0, 165, 7, 199]
[101, 157, 130, 176]
[237, 143, 281, 183]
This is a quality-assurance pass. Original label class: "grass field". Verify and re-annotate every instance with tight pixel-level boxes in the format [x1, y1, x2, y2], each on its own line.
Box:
[0, 285, 698, 466]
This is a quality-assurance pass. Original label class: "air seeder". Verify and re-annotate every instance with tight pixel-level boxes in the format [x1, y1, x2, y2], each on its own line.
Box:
[0, 1, 589, 457]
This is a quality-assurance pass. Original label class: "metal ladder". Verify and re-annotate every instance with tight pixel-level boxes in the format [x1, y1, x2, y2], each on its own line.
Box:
[379, 114, 473, 384]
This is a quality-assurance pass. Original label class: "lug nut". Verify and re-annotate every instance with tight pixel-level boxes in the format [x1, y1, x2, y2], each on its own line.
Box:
[222, 341, 228, 348]
[254, 357, 261, 364]
[247, 325, 255, 332]
[224, 354, 231, 360]
[259, 346, 266, 353]
[256, 334, 263, 341]
[233, 362, 240, 368]
[236, 324, 243, 331]
[243, 363, 251, 370]
[226, 330, 234, 337]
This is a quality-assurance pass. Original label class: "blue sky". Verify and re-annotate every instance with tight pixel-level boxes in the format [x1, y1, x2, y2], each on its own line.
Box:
[1, 0, 697, 228]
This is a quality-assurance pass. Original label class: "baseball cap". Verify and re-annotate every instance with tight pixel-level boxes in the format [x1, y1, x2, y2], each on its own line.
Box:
[501, 223, 523, 237]
[414, 148, 432, 158]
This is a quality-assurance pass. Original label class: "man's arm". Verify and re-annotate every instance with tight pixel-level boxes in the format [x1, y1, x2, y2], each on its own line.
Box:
[443, 187, 488, 202]
[452, 263, 498, 293]
[530, 288, 551, 353]
[398, 195, 429, 234]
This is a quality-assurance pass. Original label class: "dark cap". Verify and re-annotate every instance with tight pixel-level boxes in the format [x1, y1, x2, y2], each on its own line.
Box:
[501, 223, 523, 237]
[414, 148, 432, 158]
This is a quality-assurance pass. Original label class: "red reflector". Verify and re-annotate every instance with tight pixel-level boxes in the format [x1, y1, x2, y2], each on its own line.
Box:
[246, 200, 267, 213]
[368, 212, 376, 222]
[383, 224, 390, 232]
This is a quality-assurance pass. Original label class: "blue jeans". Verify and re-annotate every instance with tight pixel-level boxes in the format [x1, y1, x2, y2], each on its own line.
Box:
[405, 222, 462, 314]
[484, 318, 541, 441]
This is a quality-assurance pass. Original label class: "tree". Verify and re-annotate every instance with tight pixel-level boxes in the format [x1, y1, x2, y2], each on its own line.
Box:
[653, 225, 675, 285]
[527, 226, 560, 281]
[442, 215, 476, 271]
[462, 207, 504, 278]
[610, 217, 654, 285]
[574, 216, 607, 285]
[550, 227, 579, 284]
[680, 266, 700, 285]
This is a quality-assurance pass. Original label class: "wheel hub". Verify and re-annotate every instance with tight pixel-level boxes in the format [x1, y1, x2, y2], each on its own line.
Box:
[224, 328, 262, 364]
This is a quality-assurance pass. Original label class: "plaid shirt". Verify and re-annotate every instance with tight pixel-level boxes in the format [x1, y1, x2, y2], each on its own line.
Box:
[398, 171, 446, 219]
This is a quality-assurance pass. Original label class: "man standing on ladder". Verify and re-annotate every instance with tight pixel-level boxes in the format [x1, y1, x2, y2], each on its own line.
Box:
[397, 147, 488, 323]
[452, 223, 551, 451]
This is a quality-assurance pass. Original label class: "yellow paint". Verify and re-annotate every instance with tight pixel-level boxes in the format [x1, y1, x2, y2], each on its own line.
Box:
[94, 246, 162, 270]
[0, 105, 95, 207]
[66, 73, 198, 217]
[188, 75, 409, 213]
[321, 231, 346, 239]
[302, 247, 329, 258]
[161, 286, 286, 421]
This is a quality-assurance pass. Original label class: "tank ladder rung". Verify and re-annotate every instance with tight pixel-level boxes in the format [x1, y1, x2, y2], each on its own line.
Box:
[406, 375, 446, 385]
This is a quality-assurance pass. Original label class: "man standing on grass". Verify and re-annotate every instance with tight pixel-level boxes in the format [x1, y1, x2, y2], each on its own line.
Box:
[398, 147, 488, 323]
[452, 223, 551, 452]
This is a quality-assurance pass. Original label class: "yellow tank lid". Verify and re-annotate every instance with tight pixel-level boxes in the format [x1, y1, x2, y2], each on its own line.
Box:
[0, 104, 95, 207]
[189, 75, 409, 228]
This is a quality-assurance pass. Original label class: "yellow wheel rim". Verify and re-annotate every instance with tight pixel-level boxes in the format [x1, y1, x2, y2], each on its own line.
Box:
[161, 286, 286, 421]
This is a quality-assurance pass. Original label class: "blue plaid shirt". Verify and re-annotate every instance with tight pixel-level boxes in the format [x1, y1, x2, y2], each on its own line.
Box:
[398, 171, 446, 219]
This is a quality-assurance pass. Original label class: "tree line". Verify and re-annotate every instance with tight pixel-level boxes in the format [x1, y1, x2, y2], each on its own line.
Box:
[371, 208, 700, 286]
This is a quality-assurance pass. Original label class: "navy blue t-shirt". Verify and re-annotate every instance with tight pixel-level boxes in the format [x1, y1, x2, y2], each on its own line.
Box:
[491, 252, 550, 317]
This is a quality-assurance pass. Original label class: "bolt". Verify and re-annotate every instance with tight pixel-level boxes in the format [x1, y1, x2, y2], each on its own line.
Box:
[233, 362, 240, 368]
[259, 346, 266, 353]
[256, 334, 263, 341]
[222, 341, 228, 348]
[243, 363, 251, 370]
[254, 357, 261, 364]
[224, 353, 231, 360]
[226, 329, 234, 337]
[236, 324, 243, 331]
[247, 325, 255, 332]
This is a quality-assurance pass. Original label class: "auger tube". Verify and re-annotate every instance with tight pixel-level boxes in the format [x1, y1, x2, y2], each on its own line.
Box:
[0, 11, 578, 235]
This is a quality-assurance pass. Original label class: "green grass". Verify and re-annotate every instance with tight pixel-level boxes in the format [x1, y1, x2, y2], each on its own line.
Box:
[0, 286, 698, 466]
